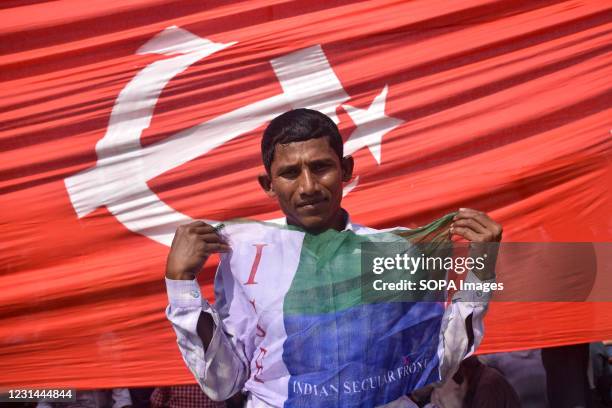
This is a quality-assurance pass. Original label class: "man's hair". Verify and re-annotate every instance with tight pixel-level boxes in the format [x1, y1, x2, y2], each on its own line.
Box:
[261, 108, 343, 173]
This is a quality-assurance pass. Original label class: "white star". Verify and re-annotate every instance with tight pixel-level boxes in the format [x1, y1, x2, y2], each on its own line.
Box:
[342, 85, 404, 165]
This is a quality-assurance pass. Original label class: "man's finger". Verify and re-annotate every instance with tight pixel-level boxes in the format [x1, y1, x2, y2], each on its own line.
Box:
[454, 208, 500, 234]
[196, 232, 228, 244]
[191, 224, 216, 234]
[451, 218, 487, 235]
[456, 207, 480, 215]
[450, 226, 483, 242]
[198, 242, 231, 254]
[188, 220, 209, 228]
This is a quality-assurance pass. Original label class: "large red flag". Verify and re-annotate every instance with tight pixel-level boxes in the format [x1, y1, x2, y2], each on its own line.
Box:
[1, 0, 610, 388]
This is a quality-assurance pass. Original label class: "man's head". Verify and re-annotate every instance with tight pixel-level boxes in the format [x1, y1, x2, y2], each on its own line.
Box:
[258, 109, 353, 233]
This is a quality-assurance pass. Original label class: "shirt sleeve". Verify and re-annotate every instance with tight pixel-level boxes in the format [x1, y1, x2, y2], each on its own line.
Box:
[437, 271, 493, 381]
[165, 258, 250, 401]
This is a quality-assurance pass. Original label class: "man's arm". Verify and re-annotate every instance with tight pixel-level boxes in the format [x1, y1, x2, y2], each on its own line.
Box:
[165, 221, 229, 348]
[439, 208, 502, 379]
[165, 221, 248, 401]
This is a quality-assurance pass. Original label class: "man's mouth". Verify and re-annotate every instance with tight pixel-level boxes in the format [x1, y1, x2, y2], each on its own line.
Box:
[297, 198, 327, 210]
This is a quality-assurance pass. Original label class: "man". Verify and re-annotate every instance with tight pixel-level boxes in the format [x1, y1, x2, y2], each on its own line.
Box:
[165, 109, 502, 407]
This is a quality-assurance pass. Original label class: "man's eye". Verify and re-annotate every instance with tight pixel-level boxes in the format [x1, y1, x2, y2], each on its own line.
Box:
[312, 164, 331, 173]
[281, 170, 299, 178]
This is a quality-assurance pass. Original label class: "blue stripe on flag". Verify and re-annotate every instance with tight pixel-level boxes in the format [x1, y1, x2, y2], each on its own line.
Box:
[282, 302, 443, 408]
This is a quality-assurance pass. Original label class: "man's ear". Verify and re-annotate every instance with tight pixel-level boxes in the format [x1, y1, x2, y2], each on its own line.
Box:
[258, 173, 276, 198]
[341, 155, 354, 182]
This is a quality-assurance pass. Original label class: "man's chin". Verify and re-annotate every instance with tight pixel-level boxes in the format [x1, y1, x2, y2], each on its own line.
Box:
[289, 214, 330, 233]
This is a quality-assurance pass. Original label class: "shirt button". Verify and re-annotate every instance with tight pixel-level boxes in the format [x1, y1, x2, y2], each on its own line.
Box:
[191, 290, 200, 299]
[476, 291, 483, 298]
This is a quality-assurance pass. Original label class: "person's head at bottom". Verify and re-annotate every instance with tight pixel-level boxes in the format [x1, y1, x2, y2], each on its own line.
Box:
[258, 108, 354, 234]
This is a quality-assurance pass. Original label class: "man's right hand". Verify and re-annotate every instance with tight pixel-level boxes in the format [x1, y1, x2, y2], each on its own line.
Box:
[165, 221, 230, 280]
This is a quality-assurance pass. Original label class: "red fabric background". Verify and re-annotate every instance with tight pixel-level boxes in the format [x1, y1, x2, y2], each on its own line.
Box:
[1, 0, 610, 387]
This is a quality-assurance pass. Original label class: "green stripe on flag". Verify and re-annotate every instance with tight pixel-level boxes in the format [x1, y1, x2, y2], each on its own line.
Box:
[283, 213, 456, 315]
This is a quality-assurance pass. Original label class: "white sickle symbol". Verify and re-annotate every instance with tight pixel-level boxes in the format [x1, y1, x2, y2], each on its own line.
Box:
[65, 26, 358, 246]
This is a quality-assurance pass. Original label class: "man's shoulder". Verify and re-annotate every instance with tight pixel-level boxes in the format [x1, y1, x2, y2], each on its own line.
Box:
[350, 222, 411, 236]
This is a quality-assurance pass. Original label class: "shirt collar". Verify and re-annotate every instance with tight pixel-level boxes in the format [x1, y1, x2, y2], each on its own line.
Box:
[281, 208, 357, 232]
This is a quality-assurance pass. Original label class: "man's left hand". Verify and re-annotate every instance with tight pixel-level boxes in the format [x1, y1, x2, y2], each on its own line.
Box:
[450, 208, 502, 243]
[450, 208, 502, 280]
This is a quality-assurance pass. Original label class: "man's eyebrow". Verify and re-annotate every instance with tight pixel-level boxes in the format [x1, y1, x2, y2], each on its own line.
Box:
[309, 158, 336, 166]
[274, 163, 299, 173]
[274, 158, 336, 174]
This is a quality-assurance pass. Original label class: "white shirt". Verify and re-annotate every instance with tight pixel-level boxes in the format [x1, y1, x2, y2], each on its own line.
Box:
[165, 216, 492, 407]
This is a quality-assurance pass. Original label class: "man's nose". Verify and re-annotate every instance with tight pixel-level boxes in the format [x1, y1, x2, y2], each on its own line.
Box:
[298, 169, 319, 196]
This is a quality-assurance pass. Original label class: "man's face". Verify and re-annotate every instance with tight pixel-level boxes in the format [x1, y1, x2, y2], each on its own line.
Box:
[259, 137, 353, 233]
